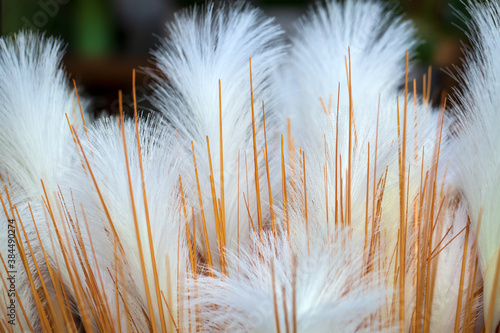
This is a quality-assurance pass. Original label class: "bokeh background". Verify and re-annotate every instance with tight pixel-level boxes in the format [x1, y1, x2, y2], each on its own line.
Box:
[0, 0, 475, 116]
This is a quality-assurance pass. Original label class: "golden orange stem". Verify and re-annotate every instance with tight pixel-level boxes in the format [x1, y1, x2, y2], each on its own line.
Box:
[249, 58, 263, 236]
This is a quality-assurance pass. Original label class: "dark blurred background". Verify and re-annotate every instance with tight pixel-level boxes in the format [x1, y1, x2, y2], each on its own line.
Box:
[0, 0, 475, 116]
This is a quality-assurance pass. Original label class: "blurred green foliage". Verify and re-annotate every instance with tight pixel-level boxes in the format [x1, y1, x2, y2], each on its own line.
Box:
[0, 0, 478, 64]
[1, 0, 118, 56]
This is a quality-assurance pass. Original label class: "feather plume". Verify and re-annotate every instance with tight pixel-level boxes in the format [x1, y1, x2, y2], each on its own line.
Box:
[0, 31, 86, 331]
[285, 0, 417, 144]
[57, 116, 190, 331]
[429, 199, 480, 332]
[284, 1, 455, 330]
[150, 3, 287, 269]
[191, 224, 389, 332]
[449, 1, 500, 330]
[283, 0, 427, 237]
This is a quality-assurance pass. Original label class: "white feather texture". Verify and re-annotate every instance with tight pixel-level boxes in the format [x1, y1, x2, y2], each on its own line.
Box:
[284, 0, 422, 237]
[429, 199, 479, 332]
[0, 2, 493, 331]
[285, 0, 417, 145]
[150, 3, 287, 269]
[0, 31, 86, 331]
[58, 116, 190, 331]
[0, 32, 86, 197]
[191, 224, 389, 332]
[450, 1, 500, 330]
[284, 1, 452, 330]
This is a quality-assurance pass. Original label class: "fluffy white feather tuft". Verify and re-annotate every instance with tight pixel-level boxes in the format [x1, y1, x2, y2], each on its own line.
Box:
[0, 31, 86, 331]
[150, 3, 287, 268]
[284, 3, 454, 330]
[190, 225, 389, 332]
[450, 1, 500, 330]
[58, 116, 190, 331]
[285, 0, 417, 145]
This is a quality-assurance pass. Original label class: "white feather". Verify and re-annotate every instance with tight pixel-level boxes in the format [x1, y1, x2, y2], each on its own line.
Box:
[283, 0, 429, 238]
[58, 116, 190, 331]
[190, 224, 389, 332]
[0, 31, 86, 331]
[150, 3, 287, 269]
[429, 200, 480, 332]
[284, 2, 454, 330]
[450, 1, 500, 330]
[285, 0, 417, 146]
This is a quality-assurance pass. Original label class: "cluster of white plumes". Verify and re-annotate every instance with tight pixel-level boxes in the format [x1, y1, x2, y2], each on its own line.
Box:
[0, 0, 499, 332]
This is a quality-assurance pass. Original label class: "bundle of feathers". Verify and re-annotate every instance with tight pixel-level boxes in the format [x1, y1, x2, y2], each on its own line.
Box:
[0, 0, 499, 332]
